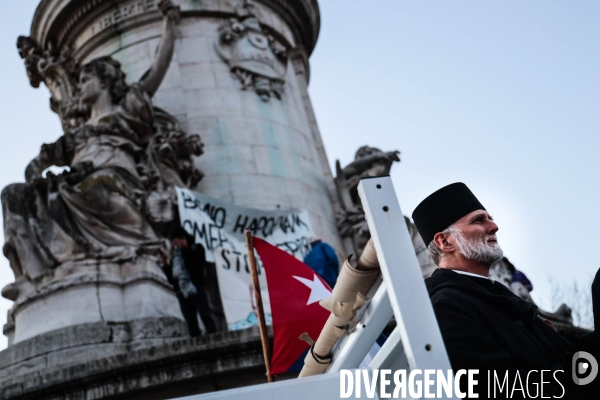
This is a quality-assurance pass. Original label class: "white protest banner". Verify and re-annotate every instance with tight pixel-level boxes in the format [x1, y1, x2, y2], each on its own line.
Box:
[176, 187, 315, 330]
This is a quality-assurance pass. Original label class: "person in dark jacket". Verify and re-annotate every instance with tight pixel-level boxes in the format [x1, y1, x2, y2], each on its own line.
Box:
[412, 183, 598, 399]
[163, 227, 217, 336]
[303, 238, 340, 288]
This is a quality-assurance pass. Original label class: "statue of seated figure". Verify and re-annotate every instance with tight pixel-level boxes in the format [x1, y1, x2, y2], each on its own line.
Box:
[2, 1, 203, 300]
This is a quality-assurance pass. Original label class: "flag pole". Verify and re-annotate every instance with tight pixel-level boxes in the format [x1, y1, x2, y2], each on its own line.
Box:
[244, 229, 274, 383]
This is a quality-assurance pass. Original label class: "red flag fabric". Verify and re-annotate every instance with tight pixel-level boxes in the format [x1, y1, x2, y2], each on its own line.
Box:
[252, 237, 332, 375]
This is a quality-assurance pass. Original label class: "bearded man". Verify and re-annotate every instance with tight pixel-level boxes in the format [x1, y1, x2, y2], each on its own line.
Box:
[412, 183, 598, 399]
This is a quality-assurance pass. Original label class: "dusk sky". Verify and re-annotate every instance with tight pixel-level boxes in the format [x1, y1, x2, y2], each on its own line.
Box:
[0, 1, 598, 348]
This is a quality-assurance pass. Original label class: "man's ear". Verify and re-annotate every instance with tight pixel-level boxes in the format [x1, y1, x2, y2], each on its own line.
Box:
[433, 231, 454, 253]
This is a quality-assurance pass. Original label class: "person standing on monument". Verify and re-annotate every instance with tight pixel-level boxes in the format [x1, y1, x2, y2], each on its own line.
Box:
[164, 227, 217, 336]
[303, 237, 340, 288]
[412, 183, 599, 398]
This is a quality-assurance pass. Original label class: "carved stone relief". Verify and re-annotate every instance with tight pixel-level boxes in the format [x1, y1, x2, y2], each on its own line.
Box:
[215, 2, 289, 102]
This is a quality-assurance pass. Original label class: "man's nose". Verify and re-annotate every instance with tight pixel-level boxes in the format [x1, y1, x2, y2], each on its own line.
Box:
[488, 220, 499, 234]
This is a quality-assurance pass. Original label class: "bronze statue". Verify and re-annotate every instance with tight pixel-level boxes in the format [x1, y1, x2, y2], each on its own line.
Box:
[334, 146, 436, 277]
[334, 146, 400, 254]
[2, 1, 202, 296]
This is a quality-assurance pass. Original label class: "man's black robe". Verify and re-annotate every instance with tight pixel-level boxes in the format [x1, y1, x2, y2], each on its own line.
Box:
[426, 268, 598, 399]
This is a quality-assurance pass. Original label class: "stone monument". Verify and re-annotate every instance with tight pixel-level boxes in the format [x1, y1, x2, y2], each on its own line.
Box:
[0, 0, 341, 398]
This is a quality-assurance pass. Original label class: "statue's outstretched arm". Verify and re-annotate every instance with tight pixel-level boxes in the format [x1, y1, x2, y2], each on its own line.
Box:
[25, 145, 59, 183]
[140, 0, 180, 97]
[24, 137, 73, 183]
[342, 151, 400, 178]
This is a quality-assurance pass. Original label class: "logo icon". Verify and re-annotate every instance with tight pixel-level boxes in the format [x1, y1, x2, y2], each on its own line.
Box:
[572, 351, 598, 385]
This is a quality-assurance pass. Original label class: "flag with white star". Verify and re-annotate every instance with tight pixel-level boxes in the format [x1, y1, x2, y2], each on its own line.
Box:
[253, 237, 332, 375]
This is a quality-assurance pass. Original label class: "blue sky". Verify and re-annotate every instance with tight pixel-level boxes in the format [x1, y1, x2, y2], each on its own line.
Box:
[310, 1, 600, 314]
[0, 1, 598, 348]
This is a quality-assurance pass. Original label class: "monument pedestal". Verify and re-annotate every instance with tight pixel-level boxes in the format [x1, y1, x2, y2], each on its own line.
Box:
[3, 257, 184, 345]
[0, 325, 277, 400]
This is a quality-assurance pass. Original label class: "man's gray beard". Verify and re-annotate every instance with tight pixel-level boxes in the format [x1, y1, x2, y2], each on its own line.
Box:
[449, 227, 503, 265]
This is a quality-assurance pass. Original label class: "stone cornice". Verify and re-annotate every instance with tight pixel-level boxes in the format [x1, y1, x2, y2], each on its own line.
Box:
[29, 0, 320, 57]
[0, 322, 272, 399]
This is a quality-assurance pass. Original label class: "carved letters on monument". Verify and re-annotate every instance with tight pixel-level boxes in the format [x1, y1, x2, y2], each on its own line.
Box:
[215, 2, 289, 102]
[3, 2, 200, 305]
[89, 0, 158, 36]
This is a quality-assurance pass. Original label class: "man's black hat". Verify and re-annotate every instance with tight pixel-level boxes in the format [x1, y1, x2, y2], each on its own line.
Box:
[412, 183, 485, 246]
